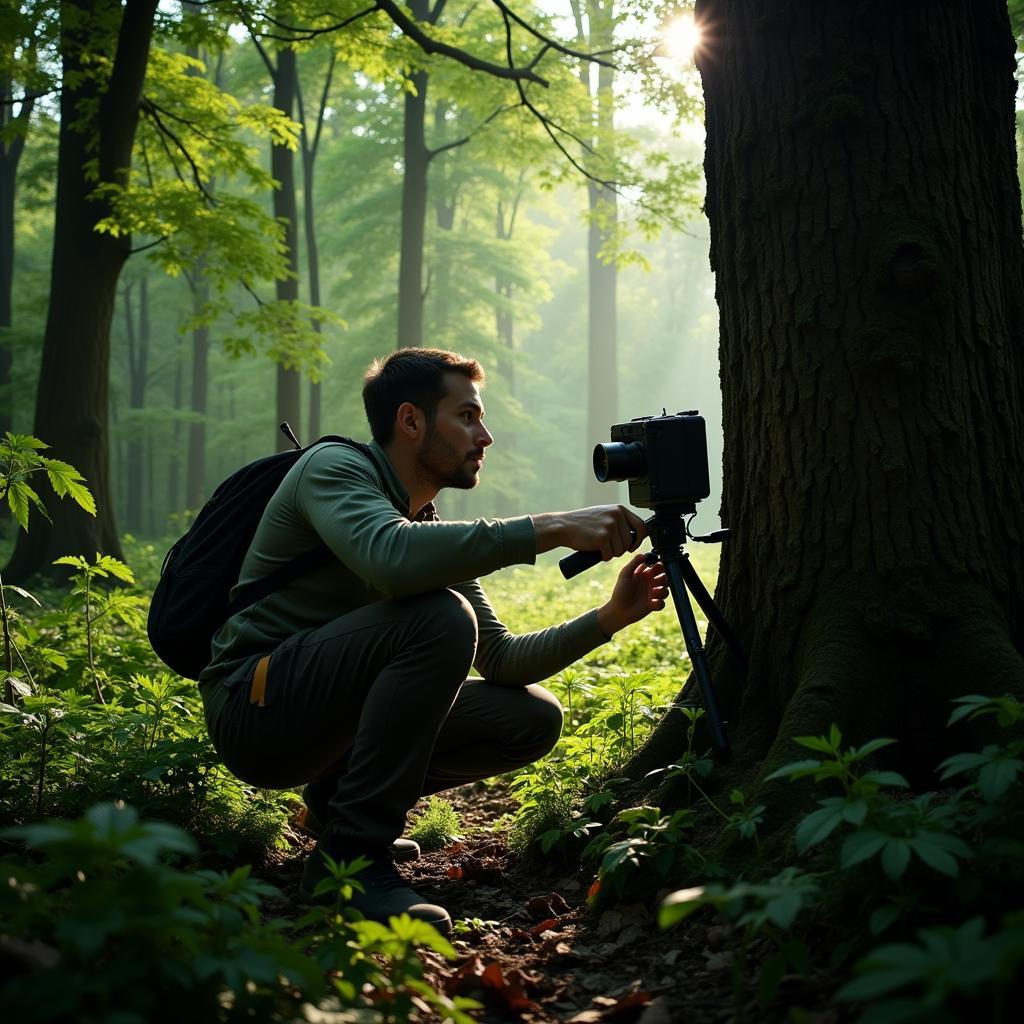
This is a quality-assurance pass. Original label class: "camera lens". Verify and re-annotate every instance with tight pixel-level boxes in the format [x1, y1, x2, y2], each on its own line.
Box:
[593, 441, 646, 482]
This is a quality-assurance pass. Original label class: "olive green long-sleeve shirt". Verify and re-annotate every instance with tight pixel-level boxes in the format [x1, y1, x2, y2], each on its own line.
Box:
[199, 440, 608, 697]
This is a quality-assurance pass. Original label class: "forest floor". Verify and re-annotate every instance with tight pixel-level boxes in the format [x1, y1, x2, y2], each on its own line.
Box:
[257, 781, 842, 1024]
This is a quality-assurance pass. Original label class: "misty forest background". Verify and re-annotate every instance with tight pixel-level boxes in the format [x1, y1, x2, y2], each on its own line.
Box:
[2, 0, 723, 553]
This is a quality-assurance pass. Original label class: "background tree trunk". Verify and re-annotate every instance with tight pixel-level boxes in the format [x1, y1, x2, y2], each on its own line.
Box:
[0, 65, 33, 436]
[579, 1, 618, 506]
[399, 67, 429, 348]
[123, 275, 150, 534]
[297, 52, 335, 442]
[627, 0, 1024, 794]
[6, 0, 157, 580]
[185, 267, 209, 509]
[270, 44, 301, 450]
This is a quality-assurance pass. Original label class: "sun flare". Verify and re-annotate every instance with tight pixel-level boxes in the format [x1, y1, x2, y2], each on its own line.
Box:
[660, 14, 703, 61]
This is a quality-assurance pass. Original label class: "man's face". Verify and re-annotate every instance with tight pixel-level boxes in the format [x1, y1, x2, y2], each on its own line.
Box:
[416, 372, 493, 491]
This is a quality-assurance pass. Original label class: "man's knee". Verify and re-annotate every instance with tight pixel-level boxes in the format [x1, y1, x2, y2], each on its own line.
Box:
[412, 588, 478, 664]
[521, 684, 564, 759]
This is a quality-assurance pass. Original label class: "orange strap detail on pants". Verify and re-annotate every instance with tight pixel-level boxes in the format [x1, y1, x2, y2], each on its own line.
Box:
[250, 654, 270, 707]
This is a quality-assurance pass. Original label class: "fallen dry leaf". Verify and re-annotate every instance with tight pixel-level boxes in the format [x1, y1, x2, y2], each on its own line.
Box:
[529, 916, 562, 936]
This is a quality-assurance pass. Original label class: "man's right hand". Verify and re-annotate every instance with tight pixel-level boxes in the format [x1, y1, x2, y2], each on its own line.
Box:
[532, 506, 647, 561]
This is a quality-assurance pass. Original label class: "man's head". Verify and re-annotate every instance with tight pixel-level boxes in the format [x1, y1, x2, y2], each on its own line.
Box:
[362, 347, 492, 492]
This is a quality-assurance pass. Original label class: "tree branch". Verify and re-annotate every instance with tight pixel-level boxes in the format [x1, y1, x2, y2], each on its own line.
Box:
[425, 103, 514, 162]
[489, 0, 615, 69]
[141, 99, 217, 205]
[376, 0, 549, 86]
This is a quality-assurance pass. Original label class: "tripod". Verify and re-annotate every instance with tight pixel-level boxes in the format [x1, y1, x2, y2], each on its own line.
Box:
[560, 507, 746, 758]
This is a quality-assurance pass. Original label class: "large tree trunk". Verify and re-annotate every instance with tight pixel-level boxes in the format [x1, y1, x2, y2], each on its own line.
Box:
[271, 45, 301, 450]
[6, 0, 157, 580]
[628, 0, 1024, 794]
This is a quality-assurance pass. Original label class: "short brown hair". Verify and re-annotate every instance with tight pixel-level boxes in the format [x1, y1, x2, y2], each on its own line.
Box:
[362, 347, 485, 444]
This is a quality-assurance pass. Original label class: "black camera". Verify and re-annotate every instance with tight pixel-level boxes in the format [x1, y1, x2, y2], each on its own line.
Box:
[593, 410, 710, 511]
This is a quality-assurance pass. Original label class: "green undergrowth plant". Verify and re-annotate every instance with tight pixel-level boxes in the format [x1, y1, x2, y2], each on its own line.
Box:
[406, 796, 462, 851]
[0, 801, 478, 1023]
[656, 694, 1024, 1023]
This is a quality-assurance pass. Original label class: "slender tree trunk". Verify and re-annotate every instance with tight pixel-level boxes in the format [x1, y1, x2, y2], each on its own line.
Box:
[578, 1, 618, 506]
[124, 275, 150, 533]
[271, 45, 301, 450]
[0, 63, 34, 436]
[495, 198, 517, 517]
[627, 0, 1024, 795]
[168, 335, 183, 518]
[298, 53, 335, 442]
[6, 0, 157, 580]
[399, 67, 429, 348]
[186, 268, 209, 508]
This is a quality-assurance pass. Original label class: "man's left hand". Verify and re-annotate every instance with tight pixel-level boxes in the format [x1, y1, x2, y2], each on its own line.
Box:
[596, 553, 668, 638]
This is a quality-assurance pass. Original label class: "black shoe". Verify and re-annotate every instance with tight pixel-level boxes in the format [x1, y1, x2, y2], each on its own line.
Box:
[298, 786, 421, 863]
[299, 840, 451, 935]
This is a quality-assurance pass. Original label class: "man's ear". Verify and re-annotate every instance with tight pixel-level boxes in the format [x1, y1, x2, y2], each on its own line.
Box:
[394, 401, 423, 441]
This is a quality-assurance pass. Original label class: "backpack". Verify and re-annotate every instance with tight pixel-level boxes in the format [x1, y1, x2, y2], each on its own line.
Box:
[147, 430, 373, 681]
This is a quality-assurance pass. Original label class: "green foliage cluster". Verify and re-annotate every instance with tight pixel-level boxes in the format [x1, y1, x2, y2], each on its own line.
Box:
[650, 705, 1024, 1022]
[0, 440, 474, 1018]
[488, 552, 1022, 1020]
[406, 795, 462, 852]
[0, 802, 478, 1023]
[0, 436, 293, 856]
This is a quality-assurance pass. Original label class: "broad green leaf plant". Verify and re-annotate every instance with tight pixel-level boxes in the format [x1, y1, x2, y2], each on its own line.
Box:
[0, 434, 94, 705]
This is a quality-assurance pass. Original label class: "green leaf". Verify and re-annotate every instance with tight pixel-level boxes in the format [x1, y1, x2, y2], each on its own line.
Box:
[977, 757, 1023, 802]
[795, 799, 846, 853]
[881, 839, 911, 880]
[793, 734, 835, 754]
[658, 886, 710, 928]
[764, 758, 823, 782]
[860, 770, 910, 789]
[840, 829, 888, 868]
[2, 584, 40, 606]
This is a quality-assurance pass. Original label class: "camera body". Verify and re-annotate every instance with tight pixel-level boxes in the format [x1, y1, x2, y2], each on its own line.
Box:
[594, 411, 710, 510]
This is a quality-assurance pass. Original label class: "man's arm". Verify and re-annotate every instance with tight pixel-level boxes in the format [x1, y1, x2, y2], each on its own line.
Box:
[458, 556, 667, 688]
[531, 506, 647, 561]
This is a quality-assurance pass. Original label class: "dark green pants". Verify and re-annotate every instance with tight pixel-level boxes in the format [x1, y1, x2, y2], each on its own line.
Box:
[201, 589, 563, 848]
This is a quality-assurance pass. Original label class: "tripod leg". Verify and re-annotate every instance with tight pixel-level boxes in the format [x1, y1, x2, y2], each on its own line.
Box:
[665, 558, 731, 758]
[677, 554, 748, 674]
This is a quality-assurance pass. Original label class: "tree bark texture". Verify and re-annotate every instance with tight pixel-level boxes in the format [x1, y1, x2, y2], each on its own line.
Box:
[631, 0, 1024, 789]
[6, 0, 157, 579]
[271, 45, 301, 451]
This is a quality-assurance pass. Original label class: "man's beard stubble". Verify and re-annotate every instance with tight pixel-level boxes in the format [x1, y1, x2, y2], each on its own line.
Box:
[417, 421, 480, 491]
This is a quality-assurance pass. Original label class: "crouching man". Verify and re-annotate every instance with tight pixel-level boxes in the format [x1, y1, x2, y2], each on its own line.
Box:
[198, 347, 666, 934]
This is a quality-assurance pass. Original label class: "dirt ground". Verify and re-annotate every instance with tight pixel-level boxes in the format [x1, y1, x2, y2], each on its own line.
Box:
[263, 781, 843, 1024]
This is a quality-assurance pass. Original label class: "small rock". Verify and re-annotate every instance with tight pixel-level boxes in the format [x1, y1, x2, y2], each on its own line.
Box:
[637, 996, 674, 1024]
[703, 949, 733, 971]
[706, 923, 731, 949]
[597, 909, 624, 936]
[615, 924, 643, 948]
[662, 949, 682, 965]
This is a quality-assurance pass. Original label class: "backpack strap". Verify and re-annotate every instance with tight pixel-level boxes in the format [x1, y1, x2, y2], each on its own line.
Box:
[224, 437, 405, 619]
